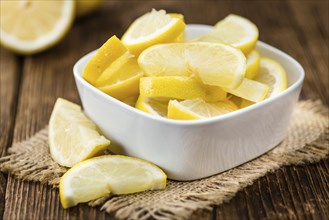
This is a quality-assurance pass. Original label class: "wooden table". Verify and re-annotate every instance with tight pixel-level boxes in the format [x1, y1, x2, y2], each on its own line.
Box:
[1, 1, 328, 219]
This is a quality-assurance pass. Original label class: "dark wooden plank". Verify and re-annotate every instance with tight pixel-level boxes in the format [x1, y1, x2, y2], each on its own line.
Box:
[288, 0, 329, 105]
[0, 48, 21, 218]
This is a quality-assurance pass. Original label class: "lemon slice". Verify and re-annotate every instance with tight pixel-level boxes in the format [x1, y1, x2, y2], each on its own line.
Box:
[168, 13, 185, 42]
[240, 99, 254, 108]
[121, 9, 185, 55]
[95, 53, 143, 101]
[49, 98, 110, 167]
[197, 14, 259, 55]
[140, 76, 227, 102]
[254, 57, 287, 98]
[245, 50, 260, 79]
[168, 99, 238, 120]
[223, 78, 269, 102]
[135, 96, 169, 117]
[60, 155, 167, 208]
[121, 96, 139, 107]
[138, 42, 246, 89]
[0, 0, 74, 55]
[82, 36, 127, 85]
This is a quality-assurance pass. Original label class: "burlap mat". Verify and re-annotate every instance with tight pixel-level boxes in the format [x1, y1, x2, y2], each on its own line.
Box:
[1, 100, 328, 220]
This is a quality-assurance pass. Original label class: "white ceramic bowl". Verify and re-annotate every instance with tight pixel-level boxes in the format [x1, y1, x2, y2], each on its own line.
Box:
[73, 24, 304, 180]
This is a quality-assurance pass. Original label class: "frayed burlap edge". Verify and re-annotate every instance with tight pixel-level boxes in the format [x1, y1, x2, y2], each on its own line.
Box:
[0, 100, 328, 220]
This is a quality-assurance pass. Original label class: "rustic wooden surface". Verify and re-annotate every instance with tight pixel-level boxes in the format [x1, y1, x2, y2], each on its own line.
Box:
[0, 1, 328, 219]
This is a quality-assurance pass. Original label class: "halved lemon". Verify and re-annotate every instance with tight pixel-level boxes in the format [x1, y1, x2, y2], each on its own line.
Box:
[223, 78, 269, 103]
[95, 53, 143, 101]
[121, 9, 185, 55]
[168, 98, 238, 120]
[49, 98, 110, 167]
[60, 155, 166, 208]
[135, 96, 169, 117]
[82, 35, 128, 85]
[254, 57, 287, 98]
[245, 50, 260, 79]
[197, 14, 259, 55]
[0, 0, 75, 55]
[139, 76, 227, 102]
[138, 42, 246, 89]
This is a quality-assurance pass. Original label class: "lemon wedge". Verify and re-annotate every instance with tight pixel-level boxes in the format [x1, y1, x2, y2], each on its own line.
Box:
[139, 76, 227, 102]
[0, 0, 74, 55]
[135, 96, 169, 117]
[198, 14, 259, 55]
[82, 36, 127, 85]
[49, 98, 110, 167]
[121, 96, 139, 107]
[240, 99, 254, 108]
[95, 53, 143, 101]
[60, 155, 167, 208]
[223, 78, 269, 102]
[254, 57, 287, 98]
[245, 50, 260, 79]
[121, 9, 185, 55]
[168, 99, 238, 120]
[168, 13, 185, 42]
[138, 42, 246, 89]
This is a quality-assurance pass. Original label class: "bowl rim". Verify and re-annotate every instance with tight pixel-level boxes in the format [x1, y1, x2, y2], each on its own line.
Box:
[73, 24, 305, 126]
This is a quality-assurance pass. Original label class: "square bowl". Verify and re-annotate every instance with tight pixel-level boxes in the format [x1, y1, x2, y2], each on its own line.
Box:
[73, 24, 304, 180]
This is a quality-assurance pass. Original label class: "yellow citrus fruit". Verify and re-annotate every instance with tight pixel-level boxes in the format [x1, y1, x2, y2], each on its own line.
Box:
[121, 9, 186, 55]
[49, 98, 111, 167]
[139, 76, 227, 102]
[135, 96, 169, 117]
[82, 35, 127, 85]
[240, 99, 254, 108]
[245, 50, 260, 79]
[60, 155, 166, 208]
[0, 0, 75, 55]
[121, 96, 139, 107]
[168, 98, 238, 120]
[223, 78, 269, 102]
[254, 57, 287, 98]
[168, 13, 186, 42]
[138, 42, 246, 89]
[197, 14, 259, 55]
[95, 53, 143, 101]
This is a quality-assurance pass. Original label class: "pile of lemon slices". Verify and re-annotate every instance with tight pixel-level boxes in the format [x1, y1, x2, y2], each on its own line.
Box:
[83, 10, 287, 120]
[48, 9, 288, 209]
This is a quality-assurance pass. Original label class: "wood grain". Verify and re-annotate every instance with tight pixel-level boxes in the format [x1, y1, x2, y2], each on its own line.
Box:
[0, 49, 21, 218]
[0, 1, 328, 219]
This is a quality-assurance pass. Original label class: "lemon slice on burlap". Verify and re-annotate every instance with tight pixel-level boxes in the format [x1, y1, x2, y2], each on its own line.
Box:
[49, 98, 110, 167]
[138, 42, 246, 89]
[197, 14, 259, 55]
[168, 98, 238, 120]
[0, 0, 75, 55]
[60, 155, 166, 208]
[121, 9, 186, 55]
